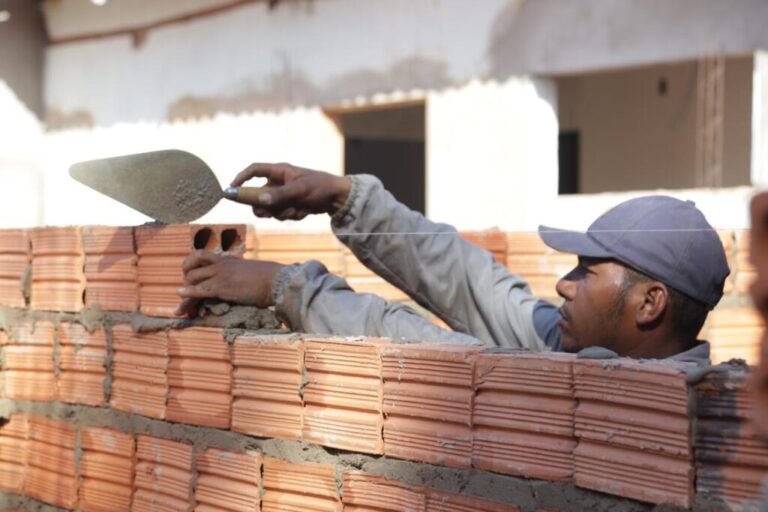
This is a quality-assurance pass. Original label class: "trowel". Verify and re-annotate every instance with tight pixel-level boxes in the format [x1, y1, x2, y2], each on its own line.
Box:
[69, 149, 266, 223]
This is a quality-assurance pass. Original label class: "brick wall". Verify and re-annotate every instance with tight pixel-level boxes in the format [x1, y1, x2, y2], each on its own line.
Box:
[0, 224, 763, 511]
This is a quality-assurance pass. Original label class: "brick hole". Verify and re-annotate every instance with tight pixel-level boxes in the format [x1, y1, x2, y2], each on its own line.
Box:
[193, 228, 216, 250]
[220, 228, 241, 252]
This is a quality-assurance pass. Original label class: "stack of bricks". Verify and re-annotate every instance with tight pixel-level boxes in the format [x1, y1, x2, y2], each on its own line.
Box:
[0, 230, 29, 308]
[695, 367, 768, 509]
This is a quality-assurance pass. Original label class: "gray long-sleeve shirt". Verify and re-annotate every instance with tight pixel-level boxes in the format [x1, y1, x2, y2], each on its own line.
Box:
[272, 174, 710, 363]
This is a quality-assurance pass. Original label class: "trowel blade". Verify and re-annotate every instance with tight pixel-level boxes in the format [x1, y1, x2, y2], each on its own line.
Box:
[69, 149, 223, 224]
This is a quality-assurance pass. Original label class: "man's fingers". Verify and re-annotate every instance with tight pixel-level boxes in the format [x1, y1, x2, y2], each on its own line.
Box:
[259, 179, 307, 208]
[183, 265, 219, 286]
[181, 250, 220, 273]
[173, 297, 200, 317]
[231, 163, 286, 187]
[177, 282, 218, 299]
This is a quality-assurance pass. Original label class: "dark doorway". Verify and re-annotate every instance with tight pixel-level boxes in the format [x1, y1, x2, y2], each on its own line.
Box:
[345, 138, 425, 214]
[558, 131, 580, 194]
[333, 103, 426, 214]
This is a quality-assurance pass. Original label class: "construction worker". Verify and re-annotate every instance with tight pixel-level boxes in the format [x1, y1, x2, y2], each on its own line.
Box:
[176, 163, 730, 362]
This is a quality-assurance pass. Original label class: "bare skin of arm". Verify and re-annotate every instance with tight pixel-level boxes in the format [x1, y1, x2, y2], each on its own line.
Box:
[175, 163, 350, 316]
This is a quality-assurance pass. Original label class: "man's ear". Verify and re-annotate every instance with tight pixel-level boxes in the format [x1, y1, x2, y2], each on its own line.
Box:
[636, 281, 669, 327]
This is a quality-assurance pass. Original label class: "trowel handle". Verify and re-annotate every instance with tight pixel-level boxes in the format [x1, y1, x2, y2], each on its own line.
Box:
[223, 186, 270, 205]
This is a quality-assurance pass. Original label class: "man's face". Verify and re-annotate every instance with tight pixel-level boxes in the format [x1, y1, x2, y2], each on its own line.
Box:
[555, 257, 633, 353]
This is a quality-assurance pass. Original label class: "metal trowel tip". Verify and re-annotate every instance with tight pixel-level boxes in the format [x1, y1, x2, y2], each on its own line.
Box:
[223, 187, 239, 199]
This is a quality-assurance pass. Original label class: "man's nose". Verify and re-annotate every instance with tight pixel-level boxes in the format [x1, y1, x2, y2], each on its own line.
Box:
[556, 268, 578, 300]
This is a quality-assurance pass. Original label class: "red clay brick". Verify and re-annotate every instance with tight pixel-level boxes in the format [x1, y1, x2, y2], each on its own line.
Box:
[0, 413, 29, 494]
[263, 458, 340, 512]
[79, 426, 135, 512]
[232, 335, 303, 440]
[29, 227, 85, 312]
[303, 338, 387, 454]
[425, 487, 521, 512]
[0, 229, 30, 308]
[24, 416, 78, 509]
[82, 226, 138, 311]
[342, 472, 425, 511]
[573, 359, 694, 507]
[2, 322, 56, 401]
[134, 435, 194, 511]
[473, 352, 576, 482]
[57, 324, 107, 406]
[382, 344, 479, 468]
[166, 327, 231, 429]
[195, 448, 261, 512]
[109, 325, 168, 419]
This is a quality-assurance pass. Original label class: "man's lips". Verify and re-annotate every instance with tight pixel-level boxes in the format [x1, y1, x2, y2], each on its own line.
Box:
[558, 306, 571, 330]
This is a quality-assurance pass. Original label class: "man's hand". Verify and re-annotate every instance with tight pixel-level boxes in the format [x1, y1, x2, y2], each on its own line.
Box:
[174, 250, 285, 317]
[230, 163, 351, 220]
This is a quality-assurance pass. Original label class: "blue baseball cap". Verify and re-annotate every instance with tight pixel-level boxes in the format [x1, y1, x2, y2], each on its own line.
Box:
[538, 195, 730, 308]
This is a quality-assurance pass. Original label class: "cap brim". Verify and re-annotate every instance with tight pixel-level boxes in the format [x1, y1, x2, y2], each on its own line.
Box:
[537, 225, 614, 258]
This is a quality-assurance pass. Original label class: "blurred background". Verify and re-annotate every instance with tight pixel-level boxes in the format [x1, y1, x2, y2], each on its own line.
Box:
[0, 0, 766, 232]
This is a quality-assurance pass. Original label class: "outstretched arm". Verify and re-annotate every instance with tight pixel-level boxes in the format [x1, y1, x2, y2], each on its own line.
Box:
[175, 251, 481, 345]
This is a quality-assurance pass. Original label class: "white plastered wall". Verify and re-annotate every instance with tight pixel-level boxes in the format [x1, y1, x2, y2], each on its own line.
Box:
[426, 78, 559, 231]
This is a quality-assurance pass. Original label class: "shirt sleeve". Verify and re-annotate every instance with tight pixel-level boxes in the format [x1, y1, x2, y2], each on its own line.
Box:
[272, 261, 483, 346]
[329, 174, 547, 351]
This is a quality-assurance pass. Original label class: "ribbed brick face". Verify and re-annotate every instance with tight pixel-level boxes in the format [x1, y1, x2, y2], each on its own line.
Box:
[573, 359, 694, 508]
[303, 338, 386, 454]
[132, 435, 194, 512]
[82, 226, 138, 312]
[231, 335, 304, 440]
[473, 352, 576, 482]
[109, 326, 168, 419]
[79, 426, 135, 512]
[57, 323, 107, 406]
[2, 322, 56, 402]
[24, 416, 78, 509]
[29, 227, 85, 313]
[695, 369, 768, 509]
[342, 472, 426, 512]
[167, 327, 232, 429]
[262, 458, 341, 512]
[382, 344, 480, 468]
[0, 414, 29, 494]
[194, 447, 261, 512]
[0, 229, 30, 308]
